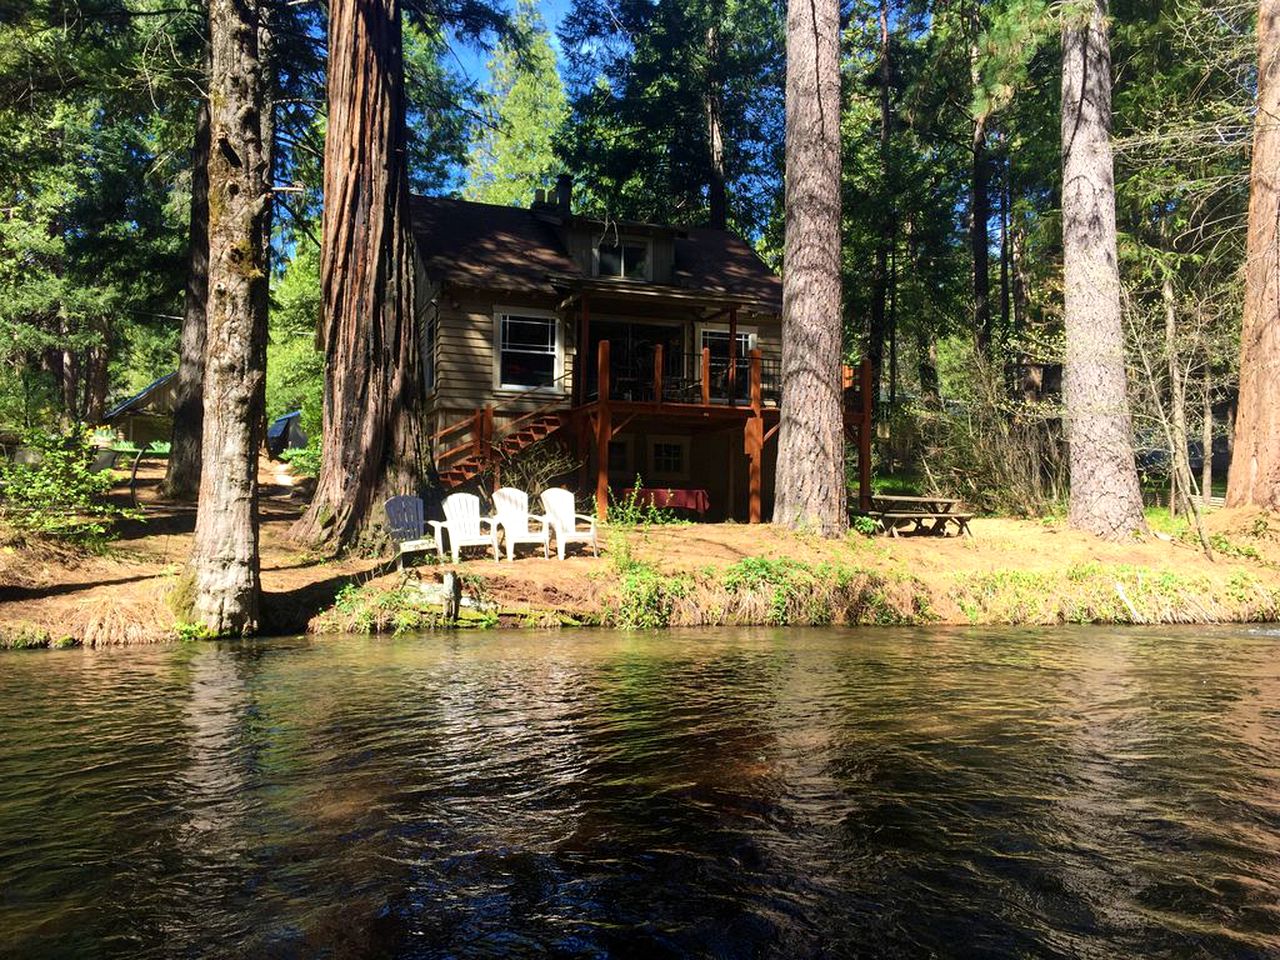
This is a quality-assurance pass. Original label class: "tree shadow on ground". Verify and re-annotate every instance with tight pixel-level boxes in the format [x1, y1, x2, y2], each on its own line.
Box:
[0, 572, 158, 603]
[260, 560, 398, 634]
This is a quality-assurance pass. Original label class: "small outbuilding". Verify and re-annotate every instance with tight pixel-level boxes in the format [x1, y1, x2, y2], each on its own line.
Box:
[102, 373, 178, 446]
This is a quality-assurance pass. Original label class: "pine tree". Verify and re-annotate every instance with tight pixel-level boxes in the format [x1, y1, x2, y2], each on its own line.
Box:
[464, 0, 567, 206]
[187, 0, 271, 634]
[1060, 0, 1146, 538]
[773, 0, 846, 535]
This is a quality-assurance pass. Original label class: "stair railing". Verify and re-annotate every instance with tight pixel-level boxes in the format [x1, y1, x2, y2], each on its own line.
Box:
[493, 368, 575, 449]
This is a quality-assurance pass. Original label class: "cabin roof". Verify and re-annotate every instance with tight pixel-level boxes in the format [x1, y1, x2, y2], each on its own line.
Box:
[103, 372, 176, 420]
[410, 196, 579, 295]
[409, 195, 782, 313]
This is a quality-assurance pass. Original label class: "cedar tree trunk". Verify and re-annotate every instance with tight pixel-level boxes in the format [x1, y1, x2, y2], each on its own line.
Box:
[1227, 0, 1280, 509]
[1060, 0, 1146, 539]
[163, 86, 211, 501]
[187, 0, 270, 635]
[773, 0, 845, 536]
[292, 0, 423, 550]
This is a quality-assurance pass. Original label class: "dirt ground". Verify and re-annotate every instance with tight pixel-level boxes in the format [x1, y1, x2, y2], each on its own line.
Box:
[2, 465, 1278, 644]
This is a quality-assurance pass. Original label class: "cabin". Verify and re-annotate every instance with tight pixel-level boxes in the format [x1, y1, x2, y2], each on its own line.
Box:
[412, 176, 871, 522]
[102, 372, 179, 446]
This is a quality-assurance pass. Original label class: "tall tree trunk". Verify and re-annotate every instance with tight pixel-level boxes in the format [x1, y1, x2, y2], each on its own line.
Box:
[888, 238, 898, 405]
[1060, 0, 1146, 539]
[1164, 272, 1196, 516]
[705, 23, 727, 231]
[773, 0, 844, 535]
[971, 116, 991, 356]
[85, 338, 109, 423]
[917, 327, 939, 406]
[1227, 0, 1280, 509]
[59, 315, 80, 423]
[967, 0, 993, 358]
[867, 0, 892, 400]
[187, 0, 270, 635]
[163, 82, 211, 502]
[1000, 162, 1011, 342]
[292, 0, 423, 549]
[1201, 365, 1213, 505]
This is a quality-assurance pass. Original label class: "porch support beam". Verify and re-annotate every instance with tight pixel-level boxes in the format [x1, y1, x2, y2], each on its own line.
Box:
[610, 412, 637, 440]
[595, 339, 611, 521]
[575, 292, 591, 405]
[745, 348, 764, 523]
[701, 346, 711, 406]
[727, 306, 738, 405]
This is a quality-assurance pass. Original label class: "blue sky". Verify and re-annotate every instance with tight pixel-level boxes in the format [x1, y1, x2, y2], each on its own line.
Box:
[447, 0, 573, 88]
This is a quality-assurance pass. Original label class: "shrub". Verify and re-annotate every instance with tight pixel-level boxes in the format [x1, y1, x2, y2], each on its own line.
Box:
[609, 475, 683, 526]
[486, 437, 580, 498]
[0, 429, 136, 545]
[912, 366, 1067, 516]
[280, 438, 322, 478]
[608, 539, 691, 627]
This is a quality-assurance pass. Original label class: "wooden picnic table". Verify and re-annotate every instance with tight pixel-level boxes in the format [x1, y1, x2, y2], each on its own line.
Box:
[865, 494, 973, 538]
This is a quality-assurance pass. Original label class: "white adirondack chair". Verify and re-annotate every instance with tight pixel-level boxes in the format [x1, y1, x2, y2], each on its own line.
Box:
[428, 492, 499, 563]
[492, 487, 550, 561]
[540, 487, 599, 560]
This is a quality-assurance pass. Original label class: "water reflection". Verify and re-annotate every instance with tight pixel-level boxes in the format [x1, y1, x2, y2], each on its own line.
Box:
[1, 627, 1278, 958]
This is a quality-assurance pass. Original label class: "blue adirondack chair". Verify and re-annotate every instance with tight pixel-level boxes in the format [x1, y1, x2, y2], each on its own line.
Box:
[384, 495, 435, 570]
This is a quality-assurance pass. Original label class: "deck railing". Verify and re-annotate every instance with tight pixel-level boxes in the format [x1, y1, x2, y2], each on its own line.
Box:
[585, 344, 781, 406]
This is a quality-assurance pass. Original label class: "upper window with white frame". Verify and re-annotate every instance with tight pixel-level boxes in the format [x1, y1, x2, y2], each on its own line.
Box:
[595, 238, 650, 280]
[497, 312, 559, 390]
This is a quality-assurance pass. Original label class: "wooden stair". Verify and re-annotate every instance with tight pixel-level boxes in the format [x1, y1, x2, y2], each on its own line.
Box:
[436, 412, 566, 489]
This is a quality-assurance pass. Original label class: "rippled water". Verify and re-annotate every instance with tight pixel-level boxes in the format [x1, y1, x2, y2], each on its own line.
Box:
[2, 627, 1280, 958]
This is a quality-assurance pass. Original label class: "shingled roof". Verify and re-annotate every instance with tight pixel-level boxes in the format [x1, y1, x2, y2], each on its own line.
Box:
[409, 195, 782, 313]
[410, 196, 578, 295]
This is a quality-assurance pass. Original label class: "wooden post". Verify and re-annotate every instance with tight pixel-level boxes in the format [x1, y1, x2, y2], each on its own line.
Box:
[596, 339, 611, 521]
[842, 363, 854, 391]
[472, 407, 484, 459]
[575, 293, 591, 404]
[859, 357, 872, 511]
[745, 348, 764, 523]
[653, 343, 664, 403]
[727, 306, 738, 405]
[701, 346, 712, 406]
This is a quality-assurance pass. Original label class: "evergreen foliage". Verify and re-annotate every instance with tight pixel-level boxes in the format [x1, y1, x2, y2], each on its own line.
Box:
[464, 0, 567, 206]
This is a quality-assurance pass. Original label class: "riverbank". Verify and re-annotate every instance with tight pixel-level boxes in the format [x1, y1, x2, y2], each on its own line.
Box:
[3, 474, 1279, 646]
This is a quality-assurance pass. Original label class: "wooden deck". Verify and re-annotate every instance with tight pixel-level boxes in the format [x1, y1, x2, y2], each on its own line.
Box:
[427, 340, 875, 524]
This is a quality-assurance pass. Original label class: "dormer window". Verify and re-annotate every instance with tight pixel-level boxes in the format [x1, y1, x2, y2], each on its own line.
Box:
[595, 238, 650, 280]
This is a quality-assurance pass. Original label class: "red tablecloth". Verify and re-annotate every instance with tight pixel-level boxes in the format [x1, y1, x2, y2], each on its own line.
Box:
[620, 487, 711, 515]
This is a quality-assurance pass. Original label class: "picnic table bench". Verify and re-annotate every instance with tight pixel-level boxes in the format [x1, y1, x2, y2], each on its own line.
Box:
[864, 494, 973, 538]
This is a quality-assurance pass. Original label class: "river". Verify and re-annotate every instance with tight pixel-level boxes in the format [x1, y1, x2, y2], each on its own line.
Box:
[1, 626, 1278, 958]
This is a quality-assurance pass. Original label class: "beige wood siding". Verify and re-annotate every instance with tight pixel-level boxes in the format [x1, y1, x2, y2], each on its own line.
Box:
[430, 292, 576, 416]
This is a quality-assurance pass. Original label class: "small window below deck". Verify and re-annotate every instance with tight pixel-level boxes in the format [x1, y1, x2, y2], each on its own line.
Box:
[648, 436, 689, 481]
